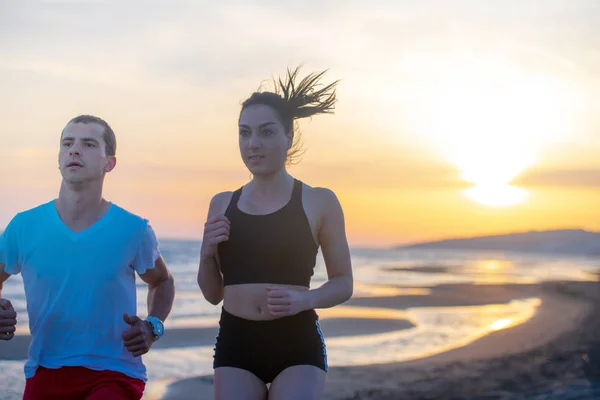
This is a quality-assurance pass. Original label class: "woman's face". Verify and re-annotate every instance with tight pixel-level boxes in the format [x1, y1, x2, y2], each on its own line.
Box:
[238, 104, 292, 176]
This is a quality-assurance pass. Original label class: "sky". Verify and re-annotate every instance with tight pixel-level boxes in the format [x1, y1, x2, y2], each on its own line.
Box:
[1, 1, 599, 247]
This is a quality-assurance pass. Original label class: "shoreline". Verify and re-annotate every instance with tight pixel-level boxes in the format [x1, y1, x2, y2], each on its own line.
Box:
[325, 280, 600, 400]
[144, 281, 592, 400]
[0, 282, 543, 362]
[1, 281, 595, 400]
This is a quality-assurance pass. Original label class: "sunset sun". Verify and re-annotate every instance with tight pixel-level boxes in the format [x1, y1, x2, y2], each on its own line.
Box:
[402, 56, 576, 207]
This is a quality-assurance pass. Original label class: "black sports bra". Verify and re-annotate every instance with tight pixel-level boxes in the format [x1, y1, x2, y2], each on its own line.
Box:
[217, 179, 319, 287]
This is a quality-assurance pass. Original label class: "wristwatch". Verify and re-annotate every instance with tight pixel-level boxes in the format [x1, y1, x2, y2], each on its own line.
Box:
[145, 316, 165, 341]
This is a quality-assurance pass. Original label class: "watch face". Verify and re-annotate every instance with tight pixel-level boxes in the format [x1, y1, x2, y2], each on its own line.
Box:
[147, 317, 165, 337]
[156, 321, 165, 336]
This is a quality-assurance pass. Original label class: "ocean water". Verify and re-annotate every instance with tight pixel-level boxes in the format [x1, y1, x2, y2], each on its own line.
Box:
[1, 239, 599, 399]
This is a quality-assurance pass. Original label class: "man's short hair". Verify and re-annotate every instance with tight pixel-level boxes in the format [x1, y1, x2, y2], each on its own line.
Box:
[63, 115, 116, 156]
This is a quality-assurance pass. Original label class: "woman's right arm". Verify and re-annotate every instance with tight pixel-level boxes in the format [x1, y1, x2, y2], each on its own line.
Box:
[198, 252, 223, 306]
[197, 192, 231, 306]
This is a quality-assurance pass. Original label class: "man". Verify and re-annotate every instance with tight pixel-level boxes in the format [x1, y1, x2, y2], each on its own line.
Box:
[0, 115, 176, 399]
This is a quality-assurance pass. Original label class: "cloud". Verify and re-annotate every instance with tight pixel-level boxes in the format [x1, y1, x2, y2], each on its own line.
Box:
[0, 2, 352, 88]
[299, 157, 468, 190]
[0, 0, 598, 111]
[513, 168, 600, 188]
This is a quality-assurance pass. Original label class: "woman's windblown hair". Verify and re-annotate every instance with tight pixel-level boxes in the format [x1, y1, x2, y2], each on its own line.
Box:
[240, 66, 339, 165]
[275, 67, 338, 120]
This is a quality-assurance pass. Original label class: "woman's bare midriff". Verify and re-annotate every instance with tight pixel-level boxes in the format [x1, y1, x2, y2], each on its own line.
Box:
[223, 283, 310, 321]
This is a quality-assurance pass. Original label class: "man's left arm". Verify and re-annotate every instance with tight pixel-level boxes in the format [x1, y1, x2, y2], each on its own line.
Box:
[122, 225, 175, 357]
[138, 255, 175, 322]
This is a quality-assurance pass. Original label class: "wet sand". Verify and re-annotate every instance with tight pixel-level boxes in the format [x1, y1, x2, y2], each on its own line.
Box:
[139, 281, 593, 400]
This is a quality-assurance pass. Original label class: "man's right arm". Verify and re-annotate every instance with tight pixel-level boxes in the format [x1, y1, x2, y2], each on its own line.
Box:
[1, 215, 19, 296]
[0, 265, 17, 340]
[0, 266, 8, 299]
[0, 216, 20, 339]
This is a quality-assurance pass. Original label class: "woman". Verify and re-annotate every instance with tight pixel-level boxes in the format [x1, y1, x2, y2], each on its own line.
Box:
[198, 67, 353, 400]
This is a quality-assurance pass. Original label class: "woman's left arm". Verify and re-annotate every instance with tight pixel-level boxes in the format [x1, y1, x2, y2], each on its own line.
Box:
[305, 188, 353, 309]
[266, 188, 353, 316]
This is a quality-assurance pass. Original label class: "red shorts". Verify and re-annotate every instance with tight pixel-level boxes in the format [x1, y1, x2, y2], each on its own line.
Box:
[23, 366, 145, 400]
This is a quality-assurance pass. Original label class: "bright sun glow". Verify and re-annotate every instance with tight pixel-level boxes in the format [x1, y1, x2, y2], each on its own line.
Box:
[398, 56, 576, 207]
[465, 184, 528, 207]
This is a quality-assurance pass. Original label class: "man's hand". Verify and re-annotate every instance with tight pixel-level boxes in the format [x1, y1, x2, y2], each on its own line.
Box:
[122, 313, 154, 357]
[266, 286, 311, 318]
[0, 298, 17, 341]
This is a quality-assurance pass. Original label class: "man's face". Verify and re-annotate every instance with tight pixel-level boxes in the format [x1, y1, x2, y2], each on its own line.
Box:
[58, 122, 115, 184]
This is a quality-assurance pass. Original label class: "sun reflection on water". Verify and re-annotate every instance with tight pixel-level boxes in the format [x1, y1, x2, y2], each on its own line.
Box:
[323, 297, 541, 366]
[352, 282, 431, 297]
[490, 318, 513, 330]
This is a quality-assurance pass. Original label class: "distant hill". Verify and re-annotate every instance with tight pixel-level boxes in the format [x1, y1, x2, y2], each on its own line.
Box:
[395, 229, 600, 256]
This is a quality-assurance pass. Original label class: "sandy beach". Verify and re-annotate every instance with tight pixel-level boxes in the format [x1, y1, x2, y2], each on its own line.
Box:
[1, 279, 597, 399]
[133, 280, 596, 400]
[6, 245, 599, 400]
